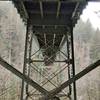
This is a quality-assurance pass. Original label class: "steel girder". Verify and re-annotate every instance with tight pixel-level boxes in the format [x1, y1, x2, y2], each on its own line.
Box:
[41, 60, 100, 100]
[29, 59, 72, 63]
[0, 57, 48, 95]
[70, 25, 77, 100]
[22, 23, 76, 99]
[0, 57, 100, 99]
[29, 16, 71, 26]
[32, 26, 67, 35]
[21, 20, 31, 100]
[11, 0, 94, 3]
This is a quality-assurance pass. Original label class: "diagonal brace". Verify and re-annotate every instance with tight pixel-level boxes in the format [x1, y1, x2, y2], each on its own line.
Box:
[0, 57, 49, 95]
[43, 60, 100, 99]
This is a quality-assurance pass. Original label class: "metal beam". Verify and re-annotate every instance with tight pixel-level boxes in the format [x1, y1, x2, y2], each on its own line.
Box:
[43, 60, 100, 99]
[20, 0, 29, 18]
[59, 35, 66, 49]
[12, 0, 86, 3]
[20, 20, 30, 100]
[30, 16, 71, 26]
[25, 25, 34, 99]
[0, 57, 48, 95]
[66, 33, 72, 97]
[44, 33, 47, 46]
[72, 2, 80, 19]
[29, 63, 68, 97]
[33, 27, 67, 34]
[29, 59, 72, 63]
[40, 1, 44, 18]
[56, 1, 61, 18]
[1, 0, 98, 2]
[12, 0, 28, 19]
[70, 26, 77, 100]
[28, 9, 74, 15]
[30, 64, 67, 96]
[53, 34, 56, 46]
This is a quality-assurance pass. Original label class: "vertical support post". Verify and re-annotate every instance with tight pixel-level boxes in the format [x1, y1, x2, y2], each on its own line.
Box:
[20, 19, 30, 100]
[26, 26, 34, 99]
[70, 25, 77, 100]
[66, 33, 72, 99]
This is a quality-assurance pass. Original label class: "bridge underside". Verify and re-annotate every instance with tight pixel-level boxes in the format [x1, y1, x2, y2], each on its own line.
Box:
[13, 0, 87, 65]
[0, 0, 99, 100]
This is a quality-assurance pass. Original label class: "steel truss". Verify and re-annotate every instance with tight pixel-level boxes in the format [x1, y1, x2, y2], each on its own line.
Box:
[0, 56, 100, 99]
[16, 19, 99, 100]
[0, 18, 100, 100]
[22, 19, 71, 100]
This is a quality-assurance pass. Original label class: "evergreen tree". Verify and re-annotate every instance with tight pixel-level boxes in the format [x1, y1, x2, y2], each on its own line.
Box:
[90, 28, 100, 61]
[74, 18, 94, 43]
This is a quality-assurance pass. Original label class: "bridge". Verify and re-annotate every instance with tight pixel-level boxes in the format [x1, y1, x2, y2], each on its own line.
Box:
[0, 0, 100, 100]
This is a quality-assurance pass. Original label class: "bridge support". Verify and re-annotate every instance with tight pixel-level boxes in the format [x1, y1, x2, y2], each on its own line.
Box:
[70, 25, 77, 100]
[20, 19, 35, 100]
[0, 57, 99, 99]
[20, 21, 80, 100]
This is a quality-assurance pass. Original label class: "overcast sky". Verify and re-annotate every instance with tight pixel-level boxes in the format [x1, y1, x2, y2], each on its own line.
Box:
[81, 2, 100, 30]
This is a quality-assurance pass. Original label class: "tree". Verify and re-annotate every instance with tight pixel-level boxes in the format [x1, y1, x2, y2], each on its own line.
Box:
[90, 28, 100, 61]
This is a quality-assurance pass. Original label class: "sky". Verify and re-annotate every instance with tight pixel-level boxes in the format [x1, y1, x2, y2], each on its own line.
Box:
[81, 2, 100, 30]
